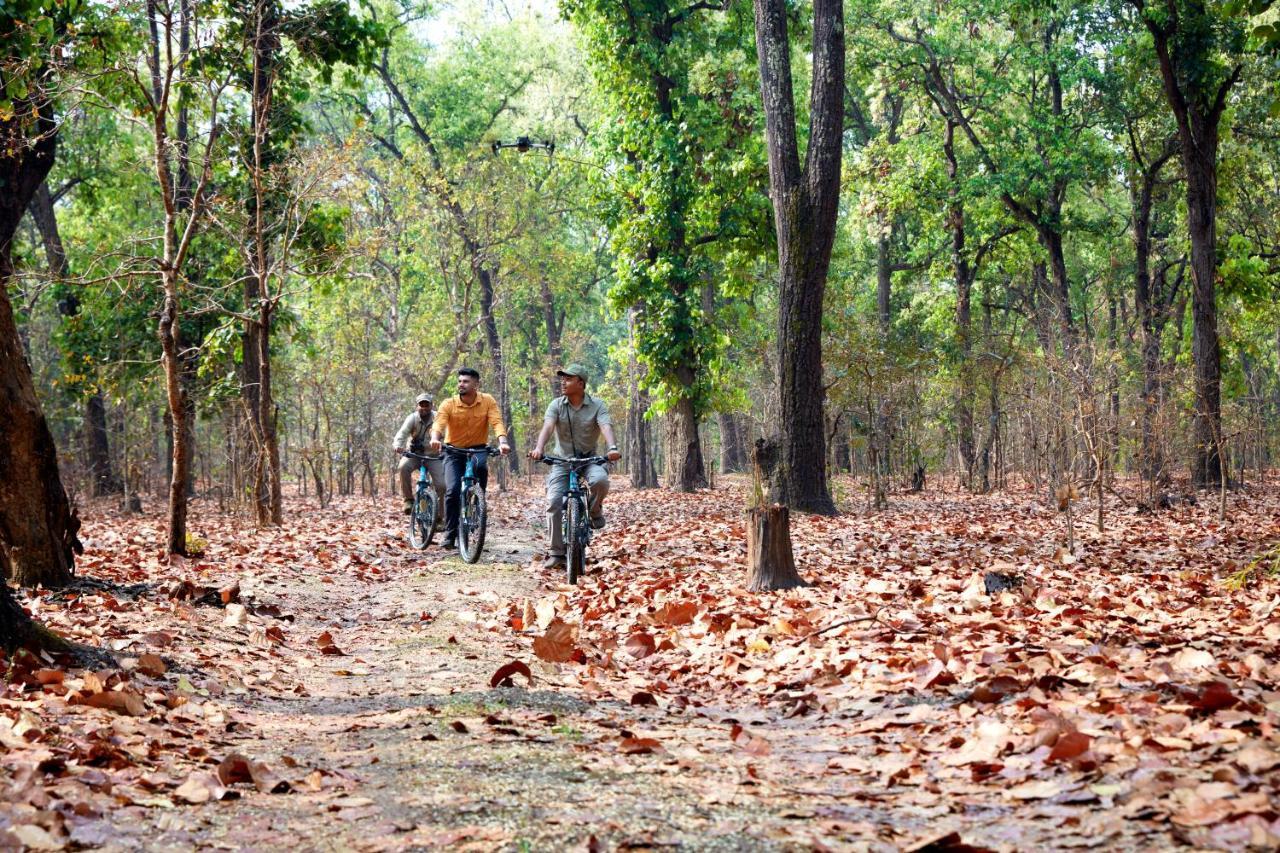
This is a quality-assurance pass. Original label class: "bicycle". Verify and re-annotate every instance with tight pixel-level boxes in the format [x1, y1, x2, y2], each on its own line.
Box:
[400, 450, 441, 549]
[539, 455, 608, 584]
[444, 444, 500, 563]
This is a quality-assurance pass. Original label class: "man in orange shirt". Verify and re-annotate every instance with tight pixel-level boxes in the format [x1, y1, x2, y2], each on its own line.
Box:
[429, 367, 510, 548]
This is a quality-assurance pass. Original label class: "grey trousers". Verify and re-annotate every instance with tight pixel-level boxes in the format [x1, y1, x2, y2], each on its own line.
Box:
[398, 455, 445, 518]
[545, 463, 608, 557]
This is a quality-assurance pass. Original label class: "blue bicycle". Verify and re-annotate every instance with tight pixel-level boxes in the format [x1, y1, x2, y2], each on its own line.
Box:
[444, 445, 500, 563]
[400, 451, 441, 549]
[540, 455, 608, 584]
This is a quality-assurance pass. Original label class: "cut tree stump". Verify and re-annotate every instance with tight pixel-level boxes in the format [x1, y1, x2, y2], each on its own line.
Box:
[745, 504, 809, 591]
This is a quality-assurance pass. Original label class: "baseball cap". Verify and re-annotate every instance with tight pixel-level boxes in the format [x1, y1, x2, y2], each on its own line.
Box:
[415, 393, 433, 405]
[556, 363, 589, 384]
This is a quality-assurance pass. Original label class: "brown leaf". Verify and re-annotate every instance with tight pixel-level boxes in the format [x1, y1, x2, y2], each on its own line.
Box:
[630, 691, 658, 707]
[33, 669, 65, 685]
[653, 601, 697, 626]
[136, 654, 167, 677]
[316, 631, 345, 655]
[970, 675, 1023, 703]
[1047, 731, 1091, 763]
[1190, 681, 1239, 714]
[174, 771, 230, 804]
[217, 753, 254, 786]
[532, 619, 577, 663]
[619, 737, 662, 755]
[625, 632, 656, 659]
[219, 582, 240, 605]
[489, 660, 533, 688]
[729, 724, 771, 757]
[83, 689, 146, 717]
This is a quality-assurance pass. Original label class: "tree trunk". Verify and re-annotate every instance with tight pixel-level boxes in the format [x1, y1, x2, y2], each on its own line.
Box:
[718, 412, 748, 474]
[943, 120, 977, 488]
[541, 277, 563, 399]
[663, 389, 707, 492]
[626, 307, 658, 488]
[1186, 160, 1222, 488]
[243, 0, 283, 525]
[1135, 2, 1235, 490]
[753, 0, 843, 515]
[159, 277, 191, 556]
[85, 393, 123, 496]
[0, 111, 81, 588]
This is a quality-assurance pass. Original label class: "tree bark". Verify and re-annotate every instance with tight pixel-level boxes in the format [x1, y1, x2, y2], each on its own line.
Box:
[744, 438, 807, 591]
[0, 107, 81, 588]
[626, 307, 658, 489]
[753, 0, 844, 515]
[1134, 0, 1236, 488]
[718, 412, 748, 474]
[663, 387, 707, 492]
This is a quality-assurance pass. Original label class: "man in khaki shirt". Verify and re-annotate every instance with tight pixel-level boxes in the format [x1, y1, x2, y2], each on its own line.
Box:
[529, 364, 620, 567]
[429, 367, 510, 548]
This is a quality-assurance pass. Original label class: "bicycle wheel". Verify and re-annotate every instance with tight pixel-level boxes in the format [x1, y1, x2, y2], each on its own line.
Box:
[458, 485, 487, 563]
[417, 490, 437, 548]
[565, 496, 585, 584]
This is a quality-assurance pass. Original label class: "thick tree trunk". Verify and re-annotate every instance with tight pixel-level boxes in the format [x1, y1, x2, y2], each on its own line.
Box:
[1185, 161, 1222, 488]
[718, 412, 748, 474]
[753, 0, 843, 515]
[0, 583, 41, 652]
[663, 389, 707, 492]
[86, 393, 123, 496]
[0, 112, 80, 588]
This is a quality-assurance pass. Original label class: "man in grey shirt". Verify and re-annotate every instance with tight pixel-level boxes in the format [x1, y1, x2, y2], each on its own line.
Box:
[393, 393, 445, 519]
[528, 364, 621, 567]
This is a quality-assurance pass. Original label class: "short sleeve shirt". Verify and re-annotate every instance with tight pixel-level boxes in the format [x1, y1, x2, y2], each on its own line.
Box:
[544, 395, 612, 457]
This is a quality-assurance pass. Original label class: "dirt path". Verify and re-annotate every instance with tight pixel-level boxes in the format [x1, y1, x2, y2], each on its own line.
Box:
[82, 488, 824, 851]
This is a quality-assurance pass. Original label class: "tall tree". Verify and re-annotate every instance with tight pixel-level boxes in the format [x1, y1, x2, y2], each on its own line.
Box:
[752, 0, 845, 514]
[1130, 0, 1245, 487]
[0, 0, 83, 588]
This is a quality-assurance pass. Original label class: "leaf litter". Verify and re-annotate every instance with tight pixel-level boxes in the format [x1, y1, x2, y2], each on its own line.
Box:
[1, 477, 1278, 850]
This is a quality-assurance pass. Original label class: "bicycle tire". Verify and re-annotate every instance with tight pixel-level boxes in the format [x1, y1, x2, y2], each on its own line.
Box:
[409, 491, 435, 549]
[458, 485, 487, 563]
[566, 497, 585, 584]
[420, 490, 438, 548]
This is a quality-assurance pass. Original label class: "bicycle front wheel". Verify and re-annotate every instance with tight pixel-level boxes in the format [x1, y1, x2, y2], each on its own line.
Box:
[413, 491, 437, 549]
[565, 497, 585, 584]
[458, 485, 487, 563]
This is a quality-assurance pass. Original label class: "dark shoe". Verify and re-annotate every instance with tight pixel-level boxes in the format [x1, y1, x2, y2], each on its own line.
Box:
[440, 536, 457, 550]
[546, 554, 566, 568]
[589, 514, 606, 530]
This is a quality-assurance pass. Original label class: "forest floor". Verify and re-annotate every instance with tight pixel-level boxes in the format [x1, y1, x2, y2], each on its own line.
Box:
[2, 473, 1280, 851]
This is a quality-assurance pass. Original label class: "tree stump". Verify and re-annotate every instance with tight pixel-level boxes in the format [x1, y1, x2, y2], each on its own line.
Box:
[745, 438, 808, 591]
[745, 504, 808, 591]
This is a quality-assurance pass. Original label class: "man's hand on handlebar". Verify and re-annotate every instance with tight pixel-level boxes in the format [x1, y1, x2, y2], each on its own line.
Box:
[499, 440, 510, 456]
[606, 449, 621, 463]
[528, 447, 544, 462]
[429, 438, 442, 453]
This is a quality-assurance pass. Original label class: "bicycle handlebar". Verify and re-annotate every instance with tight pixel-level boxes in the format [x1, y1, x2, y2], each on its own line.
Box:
[442, 444, 501, 456]
[539, 455, 609, 467]
[400, 450, 442, 461]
